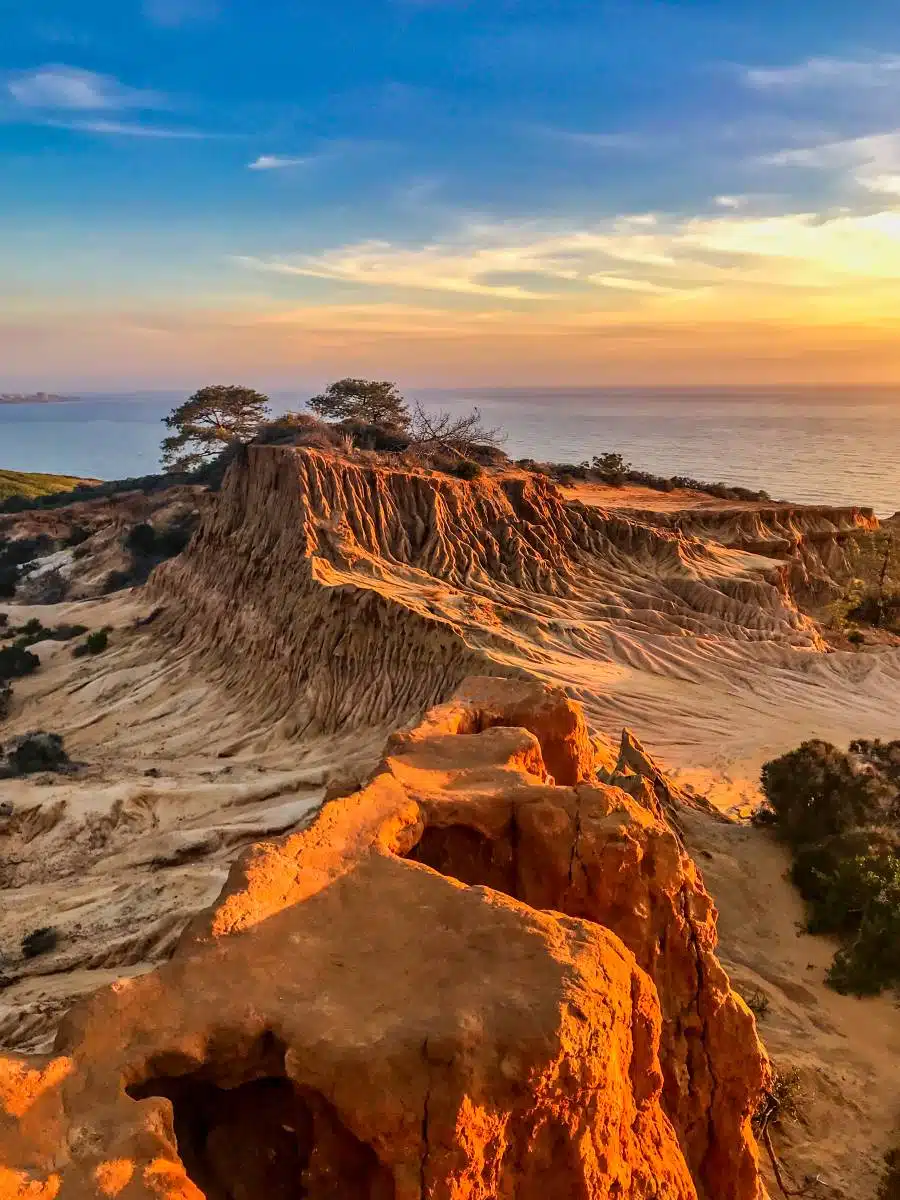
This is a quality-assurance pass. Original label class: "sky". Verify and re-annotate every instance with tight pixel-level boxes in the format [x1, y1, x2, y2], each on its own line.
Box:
[5, 0, 900, 388]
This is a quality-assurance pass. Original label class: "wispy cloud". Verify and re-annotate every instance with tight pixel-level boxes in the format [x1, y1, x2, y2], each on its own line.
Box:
[6, 65, 165, 110]
[744, 54, 900, 90]
[248, 154, 311, 171]
[540, 126, 644, 151]
[763, 131, 900, 196]
[232, 207, 900, 320]
[143, 0, 218, 27]
[47, 118, 214, 139]
[234, 243, 552, 299]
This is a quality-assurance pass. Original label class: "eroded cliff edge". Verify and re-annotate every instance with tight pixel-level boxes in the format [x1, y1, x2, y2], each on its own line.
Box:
[149, 444, 885, 741]
[0, 678, 767, 1200]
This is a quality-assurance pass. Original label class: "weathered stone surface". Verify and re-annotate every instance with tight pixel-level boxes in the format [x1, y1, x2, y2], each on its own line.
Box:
[1, 856, 697, 1199]
[0, 678, 766, 1200]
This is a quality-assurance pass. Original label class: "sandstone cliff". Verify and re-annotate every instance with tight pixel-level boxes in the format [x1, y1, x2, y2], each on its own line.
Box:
[148, 446, 844, 740]
[0, 678, 766, 1200]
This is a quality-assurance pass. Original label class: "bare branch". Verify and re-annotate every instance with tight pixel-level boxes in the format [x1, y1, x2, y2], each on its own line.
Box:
[408, 402, 506, 460]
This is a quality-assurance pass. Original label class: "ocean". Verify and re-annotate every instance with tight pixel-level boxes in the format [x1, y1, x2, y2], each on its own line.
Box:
[1, 386, 898, 515]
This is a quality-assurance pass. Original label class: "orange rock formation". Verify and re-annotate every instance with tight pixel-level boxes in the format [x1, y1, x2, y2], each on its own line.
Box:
[149, 445, 849, 739]
[0, 678, 767, 1199]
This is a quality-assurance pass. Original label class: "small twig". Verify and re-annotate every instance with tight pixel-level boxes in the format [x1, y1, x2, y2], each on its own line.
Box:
[758, 1111, 815, 1199]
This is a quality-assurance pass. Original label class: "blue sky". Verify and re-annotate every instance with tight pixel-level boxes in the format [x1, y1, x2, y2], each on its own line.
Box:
[5, 1, 900, 388]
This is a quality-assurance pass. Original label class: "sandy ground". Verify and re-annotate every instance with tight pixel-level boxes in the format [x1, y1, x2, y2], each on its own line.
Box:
[683, 807, 900, 1198]
[0, 591, 385, 1053]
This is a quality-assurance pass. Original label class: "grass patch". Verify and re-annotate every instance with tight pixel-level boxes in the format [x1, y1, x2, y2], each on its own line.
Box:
[0, 469, 92, 503]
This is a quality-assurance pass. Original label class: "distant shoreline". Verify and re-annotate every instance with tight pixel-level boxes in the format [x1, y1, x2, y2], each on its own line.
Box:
[0, 393, 76, 405]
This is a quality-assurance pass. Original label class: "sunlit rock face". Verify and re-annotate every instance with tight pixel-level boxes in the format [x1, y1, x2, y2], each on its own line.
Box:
[0, 678, 766, 1200]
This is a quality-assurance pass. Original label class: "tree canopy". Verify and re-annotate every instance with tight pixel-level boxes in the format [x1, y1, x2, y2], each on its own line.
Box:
[307, 379, 410, 429]
[161, 385, 271, 473]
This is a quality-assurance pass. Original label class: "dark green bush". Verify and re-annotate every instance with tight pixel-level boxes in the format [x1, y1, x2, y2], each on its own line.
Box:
[452, 459, 483, 481]
[0, 644, 40, 681]
[826, 856, 900, 994]
[120, 516, 197, 588]
[792, 832, 900, 934]
[760, 740, 888, 847]
[336, 420, 410, 452]
[21, 927, 58, 959]
[125, 522, 158, 557]
[155, 522, 193, 558]
[4, 619, 89, 649]
[73, 629, 109, 657]
[0, 565, 19, 598]
[760, 740, 900, 995]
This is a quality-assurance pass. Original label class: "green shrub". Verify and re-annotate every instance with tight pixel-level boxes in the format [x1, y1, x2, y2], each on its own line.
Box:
[0, 565, 18, 598]
[125, 522, 158, 557]
[453, 459, 483, 481]
[21, 927, 58, 959]
[0, 644, 40, 681]
[73, 629, 109, 657]
[760, 740, 900, 995]
[592, 452, 631, 485]
[760, 740, 888, 847]
[791, 831, 900, 935]
[826, 856, 900, 994]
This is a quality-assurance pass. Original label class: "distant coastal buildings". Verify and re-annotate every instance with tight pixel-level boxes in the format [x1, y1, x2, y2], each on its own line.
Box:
[0, 391, 69, 404]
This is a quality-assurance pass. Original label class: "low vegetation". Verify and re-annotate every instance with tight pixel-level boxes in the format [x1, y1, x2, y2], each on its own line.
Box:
[0, 644, 40, 682]
[524, 452, 772, 502]
[0, 471, 189, 515]
[0, 535, 53, 598]
[0, 469, 89, 503]
[2, 618, 87, 648]
[825, 531, 900, 639]
[3, 379, 777, 525]
[101, 516, 198, 591]
[21, 926, 59, 959]
[880, 1147, 900, 1199]
[757, 738, 900, 995]
[2, 730, 70, 776]
[73, 629, 110, 657]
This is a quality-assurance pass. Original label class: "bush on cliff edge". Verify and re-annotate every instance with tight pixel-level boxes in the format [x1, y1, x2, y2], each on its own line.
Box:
[758, 739, 900, 995]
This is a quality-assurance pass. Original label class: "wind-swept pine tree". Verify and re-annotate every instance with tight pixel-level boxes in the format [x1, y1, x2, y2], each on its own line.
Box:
[161, 384, 271, 473]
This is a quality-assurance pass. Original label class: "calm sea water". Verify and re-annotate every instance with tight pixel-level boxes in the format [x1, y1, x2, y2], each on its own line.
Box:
[1, 387, 898, 515]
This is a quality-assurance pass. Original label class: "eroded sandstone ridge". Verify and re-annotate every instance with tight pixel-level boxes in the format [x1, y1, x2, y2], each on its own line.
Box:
[150, 445, 856, 738]
[0, 678, 767, 1199]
